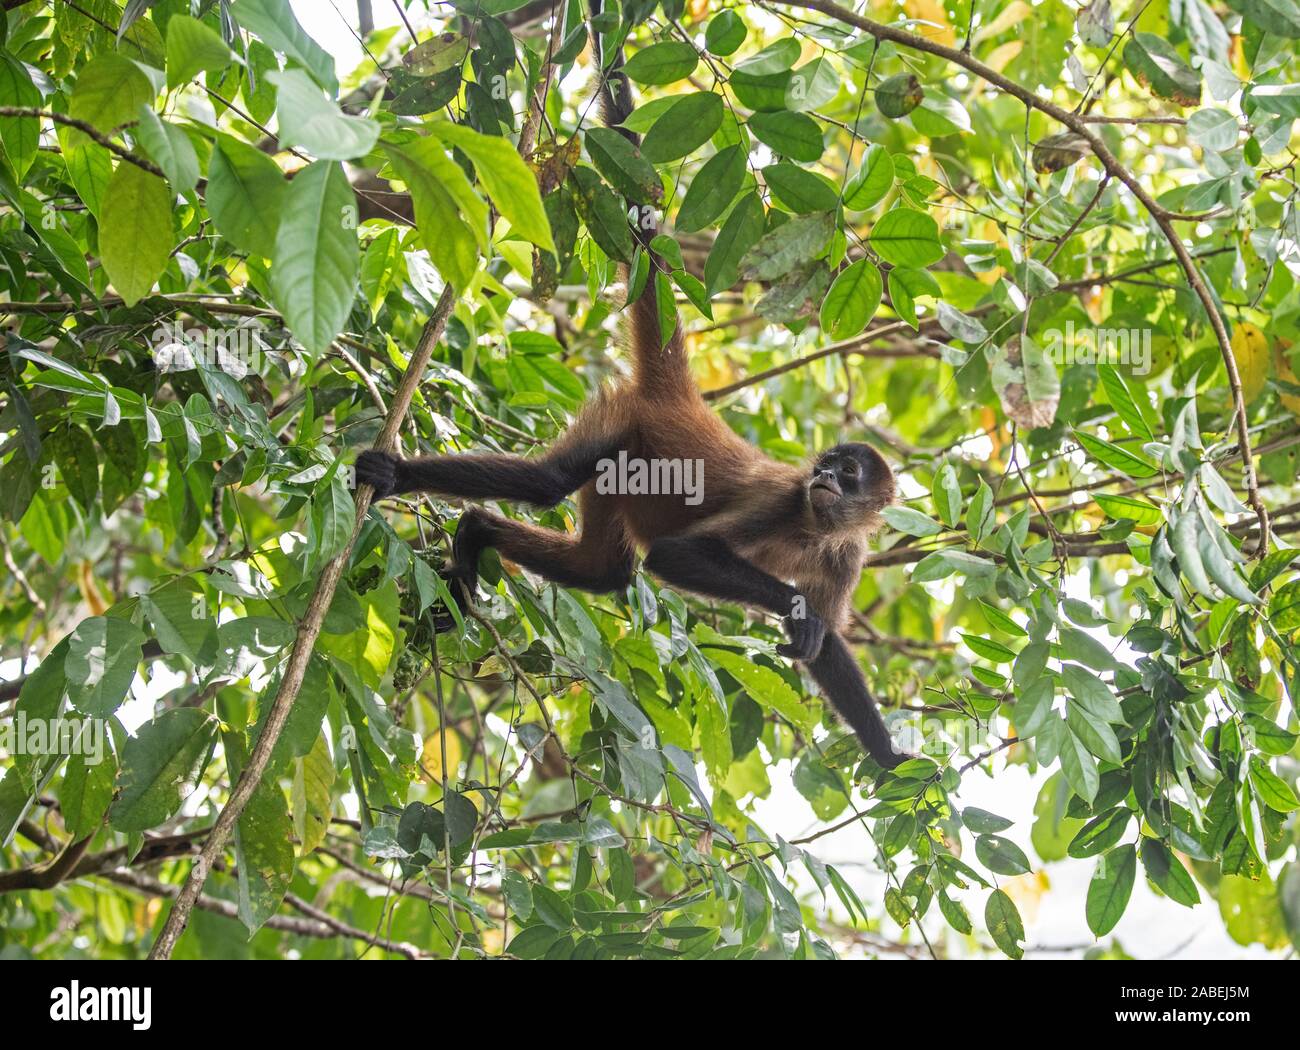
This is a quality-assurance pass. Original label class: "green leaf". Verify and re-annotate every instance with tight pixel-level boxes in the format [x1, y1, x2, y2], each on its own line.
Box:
[1094, 492, 1163, 526]
[1062, 663, 1124, 724]
[705, 193, 765, 295]
[640, 92, 724, 163]
[963, 807, 1014, 834]
[291, 732, 335, 855]
[230, 0, 338, 95]
[206, 137, 288, 258]
[268, 69, 380, 160]
[66, 616, 147, 718]
[1239, 0, 1300, 37]
[819, 259, 883, 339]
[961, 633, 1016, 663]
[134, 107, 199, 193]
[748, 110, 825, 162]
[888, 266, 939, 329]
[401, 32, 470, 76]
[384, 136, 484, 289]
[623, 41, 698, 85]
[585, 126, 662, 206]
[1098, 362, 1153, 440]
[1071, 701, 1123, 758]
[142, 579, 217, 662]
[111, 709, 216, 832]
[1073, 430, 1158, 478]
[932, 462, 961, 527]
[426, 120, 555, 252]
[786, 56, 839, 112]
[705, 10, 747, 55]
[882, 505, 943, 537]
[1187, 107, 1239, 151]
[975, 834, 1032, 875]
[99, 164, 173, 306]
[59, 729, 116, 839]
[570, 167, 634, 263]
[844, 144, 894, 210]
[165, 14, 233, 89]
[1249, 756, 1300, 811]
[67, 53, 155, 141]
[1139, 838, 1200, 906]
[1123, 33, 1201, 107]
[1059, 727, 1100, 804]
[763, 163, 839, 213]
[677, 146, 746, 232]
[911, 549, 995, 583]
[232, 739, 295, 931]
[869, 207, 944, 266]
[271, 160, 360, 355]
[701, 647, 813, 730]
[1086, 844, 1136, 935]
[985, 889, 1025, 959]
[740, 211, 834, 281]
[0, 53, 41, 177]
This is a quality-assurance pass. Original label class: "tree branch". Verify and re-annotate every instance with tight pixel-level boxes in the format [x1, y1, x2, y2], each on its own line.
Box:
[0, 107, 164, 177]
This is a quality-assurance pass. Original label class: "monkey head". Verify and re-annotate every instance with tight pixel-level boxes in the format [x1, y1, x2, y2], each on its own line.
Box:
[807, 442, 895, 527]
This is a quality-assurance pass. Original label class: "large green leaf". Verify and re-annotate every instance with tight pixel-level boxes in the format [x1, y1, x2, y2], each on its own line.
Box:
[165, 14, 233, 89]
[110, 710, 216, 832]
[869, 207, 944, 266]
[229, 0, 338, 95]
[99, 164, 173, 306]
[270, 160, 360, 355]
[269, 68, 380, 160]
[640, 93, 724, 163]
[384, 136, 484, 289]
[205, 136, 288, 258]
[426, 120, 555, 252]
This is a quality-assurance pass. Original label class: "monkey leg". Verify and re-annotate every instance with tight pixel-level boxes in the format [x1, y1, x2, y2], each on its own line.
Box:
[434, 486, 634, 626]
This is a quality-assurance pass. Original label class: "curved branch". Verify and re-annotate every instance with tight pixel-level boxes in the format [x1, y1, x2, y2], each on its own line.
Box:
[0, 107, 164, 178]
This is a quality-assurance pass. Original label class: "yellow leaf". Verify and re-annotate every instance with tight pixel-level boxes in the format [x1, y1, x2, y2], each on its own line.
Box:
[419, 726, 464, 784]
[1273, 337, 1300, 417]
[975, 0, 1033, 40]
[1230, 322, 1268, 403]
[903, 0, 956, 46]
[985, 40, 1023, 74]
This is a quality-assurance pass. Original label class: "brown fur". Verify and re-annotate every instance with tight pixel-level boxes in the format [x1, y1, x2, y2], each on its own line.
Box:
[521, 274, 893, 630]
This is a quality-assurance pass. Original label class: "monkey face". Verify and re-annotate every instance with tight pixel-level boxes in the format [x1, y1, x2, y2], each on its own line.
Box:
[808, 443, 895, 525]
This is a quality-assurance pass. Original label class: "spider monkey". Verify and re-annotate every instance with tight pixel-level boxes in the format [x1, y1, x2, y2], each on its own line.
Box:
[355, 22, 905, 769]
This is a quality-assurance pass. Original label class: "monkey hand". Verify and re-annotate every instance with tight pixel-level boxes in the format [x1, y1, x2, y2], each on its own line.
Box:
[355, 450, 404, 498]
[776, 609, 826, 662]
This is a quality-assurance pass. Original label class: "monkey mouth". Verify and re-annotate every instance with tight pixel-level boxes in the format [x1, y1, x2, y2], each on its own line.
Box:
[809, 477, 841, 507]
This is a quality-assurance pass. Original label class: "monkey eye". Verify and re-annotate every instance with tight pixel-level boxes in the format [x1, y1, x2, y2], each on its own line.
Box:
[843, 460, 859, 475]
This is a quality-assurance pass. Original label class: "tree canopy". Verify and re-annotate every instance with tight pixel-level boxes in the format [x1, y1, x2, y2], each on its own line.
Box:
[1, 0, 1299, 960]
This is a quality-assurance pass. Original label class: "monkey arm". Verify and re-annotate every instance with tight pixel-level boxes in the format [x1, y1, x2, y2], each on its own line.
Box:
[643, 534, 826, 659]
[805, 632, 907, 769]
[355, 431, 622, 507]
[646, 534, 905, 768]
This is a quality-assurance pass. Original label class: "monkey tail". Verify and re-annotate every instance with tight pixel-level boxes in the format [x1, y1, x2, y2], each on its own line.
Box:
[586, 1, 693, 398]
